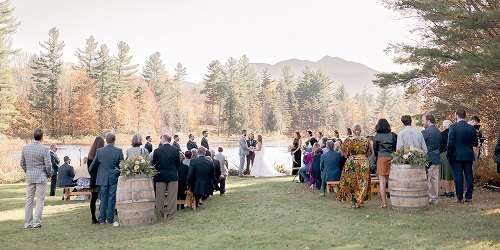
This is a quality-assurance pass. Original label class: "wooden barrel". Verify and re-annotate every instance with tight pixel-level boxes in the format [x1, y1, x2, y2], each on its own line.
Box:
[116, 175, 156, 226]
[388, 164, 428, 210]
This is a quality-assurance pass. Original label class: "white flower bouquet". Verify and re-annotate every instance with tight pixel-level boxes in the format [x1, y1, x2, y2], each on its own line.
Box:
[119, 155, 157, 177]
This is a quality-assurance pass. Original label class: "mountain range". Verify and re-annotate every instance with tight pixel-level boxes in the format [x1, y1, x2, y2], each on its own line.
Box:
[249, 56, 379, 94]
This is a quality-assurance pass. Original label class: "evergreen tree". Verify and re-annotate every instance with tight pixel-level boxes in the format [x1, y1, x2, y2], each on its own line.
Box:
[277, 66, 296, 133]
[114, 41, 138, 88]
[258, 68, 272, 131]
[29, 27, 64, 136]
[294, 68, 331, 129]
[134, 86, 145, 131]
[238, 55, 258, 130]
[94, 44, 117, 131]
[374, 86, 393, 119]
[29, 56, 49, 128]
[142, 52, 166, 98]
[74, 36, 98, 79]
[201, 60, 225, 133]
[173, 62, 187, 82]
[0, 0, 18, 132]
[222, 57, 244, 135]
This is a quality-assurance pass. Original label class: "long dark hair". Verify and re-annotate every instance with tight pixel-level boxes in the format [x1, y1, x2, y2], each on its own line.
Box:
[88, 136, 105, 160]
[375, 119, 391, 133]
[295, 131, 301, 139]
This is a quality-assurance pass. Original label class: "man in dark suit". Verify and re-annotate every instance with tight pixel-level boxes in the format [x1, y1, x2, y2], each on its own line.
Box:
[187, 134, 198, 150]
[49, 144, 60, 196]
[151, 134, 180, 220]
[422, 114, 442, 204]
[145, 136, 153, 153]
[187, 147, 214, 208]
[89, 133, 124, 224]
[246, 133, 257, 172]
[319, 140, 345, 195]
[201, 130, 209, 150]
[172, 134, 181, 151]
[447, 107, 478, 203]
[57, 156, 75, 188]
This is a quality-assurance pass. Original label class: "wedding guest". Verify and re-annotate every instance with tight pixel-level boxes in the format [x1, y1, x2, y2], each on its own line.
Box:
[145, 135, 153, 153]
[440, 120, 455, 198]
[187, 134, 198, 150]
[87, 136, 105, 224]
[190, 148, 198, 159]
[178, 151, 191, 209]
[316, 131, 324, 142]
[396, 115, 428, 153]
[89, 133, 124, 224]
[311, 143, 323, 189]
[126, 133, 150, 161]
[469, 115, 485, 168]
[208, 150, 220, 194]
[306, 130, 317, 149]
[422, 114, 442, 204]
[346, 128, 353, 137]
[151, 134, 180, 219]
[319, 140, 344, 195]
[373, 119, 397, 208]
[21, 128, 52, 229]
[49, 144, 60, 196]
[300, 146, 314, 184]
[336, 124, 372, 208]
[75, 157, 91, 179]
[334, 130, 341, 141]
[246, 133, 257, 171]
[187, 147, 215, 208]
[239, 130, 250, 176]
[495, 132, 500, 174]
[367, 136, 377, 175]
[201, 130, 209, 149]
[172, 134, 181, 151]
[447, 107, 478, 203]
[290, 131, 302, 177]
[57, 156, 75, 189]
[215, 147, 228, 195]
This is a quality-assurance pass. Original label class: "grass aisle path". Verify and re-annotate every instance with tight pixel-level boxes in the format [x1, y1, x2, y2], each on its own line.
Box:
[0, 177, 499, 249]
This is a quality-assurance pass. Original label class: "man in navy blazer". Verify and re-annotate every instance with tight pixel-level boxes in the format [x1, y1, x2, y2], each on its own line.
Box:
[421, 114, 441, 204]
[89, 133, 124, 224]
[319, 140, 344, 195]
[447, 107, 478, 203]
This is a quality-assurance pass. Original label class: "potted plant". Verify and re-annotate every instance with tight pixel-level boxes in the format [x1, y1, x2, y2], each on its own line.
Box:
[116, 156, 158, 226]
[388, 147, 429, 210]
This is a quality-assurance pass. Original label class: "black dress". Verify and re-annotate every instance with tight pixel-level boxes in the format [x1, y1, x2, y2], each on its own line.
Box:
[292, 138, 301, 175]
[177, 161, 189, 201]
[87, 158, 99, 192]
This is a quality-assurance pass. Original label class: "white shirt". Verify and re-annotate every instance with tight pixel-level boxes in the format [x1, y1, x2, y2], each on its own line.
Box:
[396, 126, 428, 153]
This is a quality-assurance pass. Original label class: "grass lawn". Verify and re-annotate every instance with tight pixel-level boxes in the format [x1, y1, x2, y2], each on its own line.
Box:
[0, 177, 499, 250]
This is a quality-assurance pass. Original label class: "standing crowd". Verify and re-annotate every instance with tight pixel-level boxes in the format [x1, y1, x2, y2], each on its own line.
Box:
[292, 107, 495, 208]
[21, 129, 229, 228]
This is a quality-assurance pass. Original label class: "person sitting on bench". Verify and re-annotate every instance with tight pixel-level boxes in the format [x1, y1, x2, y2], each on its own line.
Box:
[57, 156, 76, 190]
[319, 140, 345, 195]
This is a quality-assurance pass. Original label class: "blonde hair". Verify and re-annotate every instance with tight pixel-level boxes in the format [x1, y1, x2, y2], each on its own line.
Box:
[443, 120, 452, 130]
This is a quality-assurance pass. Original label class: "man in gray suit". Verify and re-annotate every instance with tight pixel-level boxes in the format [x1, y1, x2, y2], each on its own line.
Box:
[21, 128, 52, 229]
[239, 130, 250, 176]
[422, 114, 442, 204]
[89, 133, 124, 224]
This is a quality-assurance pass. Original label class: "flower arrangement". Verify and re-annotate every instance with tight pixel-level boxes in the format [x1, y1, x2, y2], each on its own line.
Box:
[119, 155, 157, 177]
[391, 147, 428, 168]
[275, 164, 287, 174]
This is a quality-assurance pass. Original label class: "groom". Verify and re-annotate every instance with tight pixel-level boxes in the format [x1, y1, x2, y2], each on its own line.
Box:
[239, 130, 250, 176]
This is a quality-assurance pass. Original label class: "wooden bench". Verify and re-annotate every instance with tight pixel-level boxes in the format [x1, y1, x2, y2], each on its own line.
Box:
[62, 188, 91, 201]
[326, 179, 381, 194]
[165, 192, 196, 210]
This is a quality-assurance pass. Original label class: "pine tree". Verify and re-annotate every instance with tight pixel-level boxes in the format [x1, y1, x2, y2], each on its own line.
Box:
[173, 62, 187, 82]
[74, 36, 98, 79]
[142, 52, 166, 98]
[277, 66, 296, 133]
[0, 0, 18, 132]
[238, 55, 258, 130]
[114, 41, 138, 88]
[295, 68, 331, 129]
[134, 86, 145, 131]
[374, 86, 393, 119]
[258, 68, 272, 132]
[222, 57, 244, 135]
[29, 27, 64, 136]
[94, 44, 117, 131]
[29, 56, 49, 128]
[201, 60, 225, 132]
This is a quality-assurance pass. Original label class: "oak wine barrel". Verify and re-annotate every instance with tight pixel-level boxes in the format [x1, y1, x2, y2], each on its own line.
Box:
[388, 164, 428, 210]
[116, 175, 156, 226]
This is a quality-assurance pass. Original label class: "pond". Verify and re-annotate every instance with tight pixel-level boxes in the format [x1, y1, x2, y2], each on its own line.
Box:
[51, 140, 294, 172]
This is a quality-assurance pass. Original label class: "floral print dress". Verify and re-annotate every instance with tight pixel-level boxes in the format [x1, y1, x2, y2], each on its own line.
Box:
[336, 136, 371, 205]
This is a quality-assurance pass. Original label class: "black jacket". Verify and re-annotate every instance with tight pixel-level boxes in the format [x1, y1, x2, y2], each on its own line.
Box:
[187, 140, 198, 150]
[373, 132, 397, 158]
[144, 142, 153, 153]
[50, 151, 60, 176]
[447, 120, 478, 162]
[172, 141, 181, 151]
[178, 160, 190, 200]
[152, 144, 180, 182]
[201, 137, 209, 149]
[440, 129, 449, 153]
[187, 156, 214, 196]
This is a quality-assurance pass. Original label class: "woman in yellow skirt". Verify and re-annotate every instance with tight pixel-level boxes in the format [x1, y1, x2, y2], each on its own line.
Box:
[336, 124, 372, 208]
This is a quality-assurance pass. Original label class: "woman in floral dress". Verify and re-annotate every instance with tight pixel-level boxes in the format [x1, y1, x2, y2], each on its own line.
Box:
[336, 124, 372, 208]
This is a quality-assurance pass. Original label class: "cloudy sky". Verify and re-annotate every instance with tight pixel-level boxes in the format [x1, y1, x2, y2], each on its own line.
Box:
[10, 0, 417, 82]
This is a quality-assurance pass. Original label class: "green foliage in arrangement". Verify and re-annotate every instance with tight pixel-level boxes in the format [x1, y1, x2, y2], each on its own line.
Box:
[391, 147, 428, 168]
[119, 155, 157, 177]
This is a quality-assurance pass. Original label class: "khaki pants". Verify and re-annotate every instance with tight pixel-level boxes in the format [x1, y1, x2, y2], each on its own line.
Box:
[155, 181, 178, 219]
[25, 182, 47, 228]
[427, 165, 440, 202]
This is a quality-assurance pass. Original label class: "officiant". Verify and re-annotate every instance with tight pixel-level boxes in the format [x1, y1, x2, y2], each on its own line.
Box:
[246, 133, 257, 172]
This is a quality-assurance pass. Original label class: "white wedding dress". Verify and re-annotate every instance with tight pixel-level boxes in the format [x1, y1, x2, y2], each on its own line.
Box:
[251, 142, 284, 177]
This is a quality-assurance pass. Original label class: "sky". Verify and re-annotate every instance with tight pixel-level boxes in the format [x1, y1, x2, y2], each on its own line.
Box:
[10, 0, 417, 82]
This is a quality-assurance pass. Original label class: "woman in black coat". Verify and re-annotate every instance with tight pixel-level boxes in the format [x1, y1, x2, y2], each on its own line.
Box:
[87, 136, 105, 224]
[187, 148, 214, 208]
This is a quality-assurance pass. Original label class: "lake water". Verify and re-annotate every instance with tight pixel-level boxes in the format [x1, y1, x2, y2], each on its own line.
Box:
[49, 140, 294, 172]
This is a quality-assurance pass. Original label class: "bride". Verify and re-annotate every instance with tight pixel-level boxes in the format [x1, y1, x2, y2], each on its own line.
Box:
[251, 135, 284, 177]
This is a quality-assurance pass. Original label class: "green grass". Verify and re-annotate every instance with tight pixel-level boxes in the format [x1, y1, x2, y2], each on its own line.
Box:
[0, 177, 499, 250]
